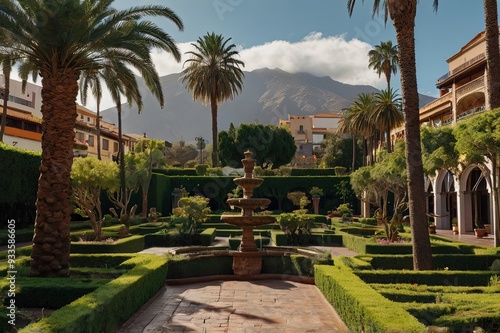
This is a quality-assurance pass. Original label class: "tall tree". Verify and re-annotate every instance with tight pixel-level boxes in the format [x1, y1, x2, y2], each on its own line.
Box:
[339, 93, 376, 166]
[484, 0, 500, 109]
[181, 32, 245, 167]
[79, 70, 103, 159]
[348, 0, 438, 270]
[132, 138, 166, 217]
[454, 108, 500, 247]
[368, 40, 399, 91]
[370, 88, 403, 153]
[0, 56, 12, 142]
[219, 123, 296, 169]
[0, 0, 183, 277]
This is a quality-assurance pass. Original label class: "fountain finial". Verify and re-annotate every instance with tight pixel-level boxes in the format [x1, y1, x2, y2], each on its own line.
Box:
[242, 150, 255, 179]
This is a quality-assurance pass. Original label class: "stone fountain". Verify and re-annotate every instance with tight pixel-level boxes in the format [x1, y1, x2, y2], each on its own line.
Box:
[221, 151, 276, 275]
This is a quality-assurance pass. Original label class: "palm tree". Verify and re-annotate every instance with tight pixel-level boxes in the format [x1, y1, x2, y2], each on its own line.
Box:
[339, 93, 377, 167]
[370, 88, 403, 153]
[483, 0, 500, 246]
[0, 0, 183, 277]
[79, 70, 104, 160]
[348, 0, 438, 270]
[181, 32, 245, 167]
[484, 0, 500, 109]
[368, 40, 399, 91]
[0, 56, 13, 142]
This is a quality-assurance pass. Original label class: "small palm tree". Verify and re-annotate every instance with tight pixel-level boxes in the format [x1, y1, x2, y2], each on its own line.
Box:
[368, 40, 398, 91]
[370, 88, 403, 153]
[0, 0, 183, 277]
[339, 93, 376, 167]
[181, 32, 245, 167]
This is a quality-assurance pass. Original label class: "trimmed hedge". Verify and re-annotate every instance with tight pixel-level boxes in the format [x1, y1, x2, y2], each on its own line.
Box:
[290, 168, 336, 176]
[166, 255, 234, 279]
[228, 235, 270, 250]
[13, 278, 109, 309]
[152, 168, 197, 176]
[166, 253, 331, 279]
[70, 235, 145, 254]
[355, 270, 495, 286]
[315, 264, 426, 333]
[20, 254, 169, 333]
[339, 229, 479, 255]
[200, 228, 217, 246]
[365, 254, 500, 271]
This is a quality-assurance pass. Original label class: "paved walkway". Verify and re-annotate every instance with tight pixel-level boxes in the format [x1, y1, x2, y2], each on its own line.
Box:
[433, 229, 495, 248]
[118, 279, 350, 333]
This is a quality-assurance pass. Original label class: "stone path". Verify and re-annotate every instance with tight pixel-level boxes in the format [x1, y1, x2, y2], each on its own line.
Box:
[118, 279, 351, 333]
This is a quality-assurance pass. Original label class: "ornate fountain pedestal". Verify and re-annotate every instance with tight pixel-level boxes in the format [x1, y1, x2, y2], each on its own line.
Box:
[221, 151, 276, 275]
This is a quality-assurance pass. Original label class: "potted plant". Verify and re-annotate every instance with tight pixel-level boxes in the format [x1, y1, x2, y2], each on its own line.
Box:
[309, 187, 324, 214]
[451, 217, 459, 234]
[474, 222, 487, 238]
[428, 219, 436, 234]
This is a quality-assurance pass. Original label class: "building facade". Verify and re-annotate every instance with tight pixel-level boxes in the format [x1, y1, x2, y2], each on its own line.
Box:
[0, 75, 138, 160]
[279, 113, 342, 167]
[415, 30, 496, 238]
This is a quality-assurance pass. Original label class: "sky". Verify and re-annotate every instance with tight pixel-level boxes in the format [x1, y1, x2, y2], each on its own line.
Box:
[93, 1, 488, 110]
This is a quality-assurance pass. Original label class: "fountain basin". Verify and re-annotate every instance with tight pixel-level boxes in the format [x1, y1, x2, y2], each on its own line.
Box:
[221, 214, 276, 227]
[226, 198, 271, 211]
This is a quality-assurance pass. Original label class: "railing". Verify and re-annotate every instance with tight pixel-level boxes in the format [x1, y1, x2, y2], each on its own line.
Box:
[442, 117, 453, 126]
[456, 105, 486, 121]
[420, 92, 452, 113]
[455, 75, 485, 100]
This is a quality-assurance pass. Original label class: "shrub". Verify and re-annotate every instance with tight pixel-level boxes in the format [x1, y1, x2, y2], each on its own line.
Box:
[195, 164, 208, 175]
[171, 195, 211, 235]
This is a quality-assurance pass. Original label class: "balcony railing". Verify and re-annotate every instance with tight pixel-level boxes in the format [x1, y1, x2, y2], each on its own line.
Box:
[456, 105, 486, 121]
[442, 117, 453, 126]
[455, 75, 485, 100]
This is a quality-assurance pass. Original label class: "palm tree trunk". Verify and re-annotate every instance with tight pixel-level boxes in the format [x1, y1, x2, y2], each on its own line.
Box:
[96, 103, 101, 160]
[386, 125, 392, 153]
[392, 5, 432, 270]
[0, 64, 11, 142]
[30, 69, 79, 277]
[351, 135, 356, 172]
[484, 0, 500, 109]
[117, 103, 126, 199]
[211, 97, 219, 167]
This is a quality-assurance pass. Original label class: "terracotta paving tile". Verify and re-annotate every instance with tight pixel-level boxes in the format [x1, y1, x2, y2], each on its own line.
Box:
[119, 280, 350, 333]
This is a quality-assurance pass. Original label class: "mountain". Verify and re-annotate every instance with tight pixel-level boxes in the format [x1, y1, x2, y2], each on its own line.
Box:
[101, 68, 435, 143]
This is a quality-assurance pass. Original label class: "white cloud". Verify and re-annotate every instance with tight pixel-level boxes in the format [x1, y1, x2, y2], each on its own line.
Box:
[238, 32, 384, 87]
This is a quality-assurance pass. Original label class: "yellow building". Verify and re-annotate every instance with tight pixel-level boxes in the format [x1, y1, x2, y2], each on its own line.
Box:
[279, 113, 342, 167]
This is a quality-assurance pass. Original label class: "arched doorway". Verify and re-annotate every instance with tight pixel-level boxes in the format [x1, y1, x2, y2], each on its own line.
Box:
[425, 176, 434, 216]
[434, 170, 457, 229]
[441, 171, 457, 229]
[463, 168, 490, 231]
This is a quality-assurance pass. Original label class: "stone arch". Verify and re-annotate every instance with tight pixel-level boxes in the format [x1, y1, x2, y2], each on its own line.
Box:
[433, 169, 457, 229]
[458, 164, 492, 232]
[456, 92, 485, 118]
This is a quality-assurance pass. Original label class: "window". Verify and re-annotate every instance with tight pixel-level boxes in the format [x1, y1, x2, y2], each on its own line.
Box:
[298, 125, 305, 134]
[103, 139, 109, 150]
[87, 135, 94, 147]
[80, 114, 84, 120]
[75, 131, 84, 141]
[113, 142, 119, 153]
[87, 117, 91, 122]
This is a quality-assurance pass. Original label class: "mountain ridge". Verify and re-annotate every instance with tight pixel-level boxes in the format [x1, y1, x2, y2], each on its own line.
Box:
[101, 68, 435, 142]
